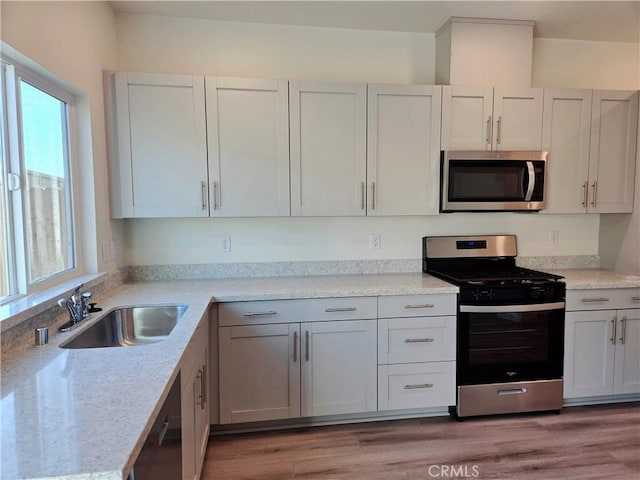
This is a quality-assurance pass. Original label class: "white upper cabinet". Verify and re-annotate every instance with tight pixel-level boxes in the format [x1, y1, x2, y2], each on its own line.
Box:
[367, 84, 442, 216]
[441, 86, 543, 151]
[111, 72, 209, 218]
[588, 90, 638, 213]
[542, 89, 638, 214]
[206, 77, 290, 217]
[441, 86, 493, 150]
[289, 81, 367, 216]
[542, 89, 593, 214]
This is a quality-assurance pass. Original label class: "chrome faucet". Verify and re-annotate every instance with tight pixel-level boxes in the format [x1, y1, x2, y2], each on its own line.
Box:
[58, 284, 92, 332]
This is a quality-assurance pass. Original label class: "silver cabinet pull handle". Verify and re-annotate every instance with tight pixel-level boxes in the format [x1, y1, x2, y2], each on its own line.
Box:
[213, 181, 219, 210]
[371, 182, 376, 210]
[325, 307, 356, 313]
[620, 317, 627, 344]
[305, 330, 310, 362]
[486, 116, 492, 145]
[404, 338, 434, 343]
[201, 181, 207, 210]
[610, 318, 617, 345]
[242, 311, 277, 317]
[360, 182, 365, 210]
[496, 116, 502, 145]
[404, 383, 433, 390]
[591, 181, 598, 207]
[196, 369, 205, 408]
[582, 181, 588, 206]
[404, 304, 434, 309]
[581, 298, 609, 303]
[293, 331, 298, 363]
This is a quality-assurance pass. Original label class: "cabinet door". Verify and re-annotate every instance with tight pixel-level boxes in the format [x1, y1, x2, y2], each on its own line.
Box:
[194, 345, 209, 478]
[367, 84, 441, 216]
[614, 309, 640, 394]
[541, 89, 592, 214]
[113, 72, 208, 218]
[441, 86, 493, 150]
[378, 362, 456, 411]
[219, 324, 300, 423]
[564, 311, 616, 398]
[378, 316, 456, 365]
[290, 81, 367, 216]
[206, 77, 290, 217]
[301, 320, 377, 417]
[588, 90, 639, 213]
[181, 370, 197, 480]
[492, 88, 543, 150]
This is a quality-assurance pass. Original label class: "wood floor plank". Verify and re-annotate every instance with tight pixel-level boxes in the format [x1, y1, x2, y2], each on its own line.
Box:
[203, 402, 640, 480]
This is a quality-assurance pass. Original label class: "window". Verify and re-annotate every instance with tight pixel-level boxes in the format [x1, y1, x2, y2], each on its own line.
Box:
[1, 59, 78, 303]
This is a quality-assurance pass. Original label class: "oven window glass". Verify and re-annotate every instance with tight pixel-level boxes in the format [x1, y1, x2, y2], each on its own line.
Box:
[448, 160, 527, 201]
[468, 311, 550, 365]
[458, 308, 564, 384]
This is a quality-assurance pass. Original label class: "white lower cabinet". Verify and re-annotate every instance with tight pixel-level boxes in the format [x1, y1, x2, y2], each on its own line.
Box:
[218, 298, 377, 424]
[377, 295, 457, 411]
[564, 289, 640, 399]
[182, 320, 210, 480]
[218, 323, 300, 424]
[378, 362, 456, 411]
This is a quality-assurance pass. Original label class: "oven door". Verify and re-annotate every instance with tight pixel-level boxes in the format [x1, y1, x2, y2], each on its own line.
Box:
[457, 302, 565, 386]
[441, 151, 547, 212]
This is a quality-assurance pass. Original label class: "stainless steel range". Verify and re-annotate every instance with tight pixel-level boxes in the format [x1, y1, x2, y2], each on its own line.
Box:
[422, 235, 566, 419]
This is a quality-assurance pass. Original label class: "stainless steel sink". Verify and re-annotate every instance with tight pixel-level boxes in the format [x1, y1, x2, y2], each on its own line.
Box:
[60, 305, 188, 349]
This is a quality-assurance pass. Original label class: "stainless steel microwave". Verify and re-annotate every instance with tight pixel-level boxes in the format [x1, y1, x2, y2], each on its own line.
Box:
[440, 150, 548, 212]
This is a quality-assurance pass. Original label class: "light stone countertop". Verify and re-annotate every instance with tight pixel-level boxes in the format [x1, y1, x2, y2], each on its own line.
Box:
[550, 268, 640, 289]
[2, 269, 638, 479]
[0, 273, 455, 480]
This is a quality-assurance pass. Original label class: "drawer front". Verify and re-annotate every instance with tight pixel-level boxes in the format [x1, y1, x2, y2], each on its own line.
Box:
[378, 294, 456, 319]
[219, 297, 377, 326]
[566, 288, 640, 311]
[378, 362, 456, 411]
[378, 316, 456, 364]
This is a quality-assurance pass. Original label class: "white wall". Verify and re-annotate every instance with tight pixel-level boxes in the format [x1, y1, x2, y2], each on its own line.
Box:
[115, 14, 435, 84]
[533, 38, 640, 90]
[1, 1, 119, 273]
[114, 13, 633, 266]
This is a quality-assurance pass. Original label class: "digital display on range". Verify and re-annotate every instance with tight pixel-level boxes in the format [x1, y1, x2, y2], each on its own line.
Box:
[456, 240, 487, 250]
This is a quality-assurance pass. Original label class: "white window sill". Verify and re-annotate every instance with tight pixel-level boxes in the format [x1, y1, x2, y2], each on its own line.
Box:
[0, 273, 108, 333]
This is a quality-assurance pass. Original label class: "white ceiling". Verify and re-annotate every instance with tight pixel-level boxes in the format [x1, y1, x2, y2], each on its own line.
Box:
[108, 1, 640, 43]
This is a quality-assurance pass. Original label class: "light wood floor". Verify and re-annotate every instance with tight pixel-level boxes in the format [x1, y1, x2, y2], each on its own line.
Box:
[202, 402, 640, 480]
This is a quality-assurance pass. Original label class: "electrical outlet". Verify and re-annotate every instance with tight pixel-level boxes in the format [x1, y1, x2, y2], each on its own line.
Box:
[370, 233, 381, 249]
[549, 230, 559, 245]
[220, 236, 231, 252]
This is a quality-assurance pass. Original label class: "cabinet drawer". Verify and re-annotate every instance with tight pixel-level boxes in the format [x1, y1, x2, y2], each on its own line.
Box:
[378, 294, 456, 318]
[219, 297, 377, 326]
[566, 288, 640, 311]
[378, 362, 456, 411]
[378, 316, 456, 364]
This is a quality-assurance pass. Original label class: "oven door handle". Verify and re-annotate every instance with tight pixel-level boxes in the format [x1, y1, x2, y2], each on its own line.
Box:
[460, 302, 565, 313]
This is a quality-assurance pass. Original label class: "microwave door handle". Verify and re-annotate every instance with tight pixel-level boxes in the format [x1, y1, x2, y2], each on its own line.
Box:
[524, 161, 535, 201]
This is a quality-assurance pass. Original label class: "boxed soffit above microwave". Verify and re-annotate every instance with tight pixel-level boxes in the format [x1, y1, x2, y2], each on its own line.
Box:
[435, 17, 535, 88]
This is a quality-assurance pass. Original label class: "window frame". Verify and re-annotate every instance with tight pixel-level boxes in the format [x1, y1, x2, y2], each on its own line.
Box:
[1, 57, 83, 304]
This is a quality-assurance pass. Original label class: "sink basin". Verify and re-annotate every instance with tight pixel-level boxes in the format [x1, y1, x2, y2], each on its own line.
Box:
[60, 305, 188, 349]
